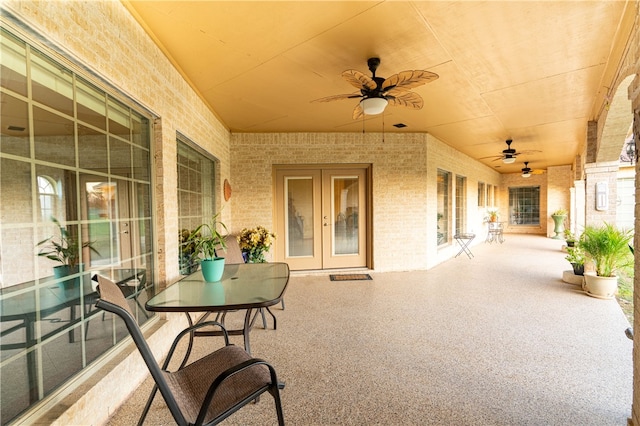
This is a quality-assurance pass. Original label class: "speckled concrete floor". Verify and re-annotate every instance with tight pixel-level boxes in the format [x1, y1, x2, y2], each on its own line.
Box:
[106, 235, 632, 425]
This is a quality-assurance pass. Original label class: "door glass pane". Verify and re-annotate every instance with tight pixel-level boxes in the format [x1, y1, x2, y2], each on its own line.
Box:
[85, 180, 118, 266]
[332, 176, 359, 255]
[286, 177, 313, 257]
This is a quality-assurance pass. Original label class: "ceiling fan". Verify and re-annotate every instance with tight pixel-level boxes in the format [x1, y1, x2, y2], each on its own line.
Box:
[481, 139, 541, 164]
[521, 161, 545, 178]
[312, 57, 439, 119]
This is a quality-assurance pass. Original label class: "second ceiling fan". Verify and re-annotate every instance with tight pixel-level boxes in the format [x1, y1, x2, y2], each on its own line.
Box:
[482, 139, 541, 164]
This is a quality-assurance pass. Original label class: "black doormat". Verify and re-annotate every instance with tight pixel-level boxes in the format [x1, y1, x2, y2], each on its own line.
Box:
[329, 274, 372, 281]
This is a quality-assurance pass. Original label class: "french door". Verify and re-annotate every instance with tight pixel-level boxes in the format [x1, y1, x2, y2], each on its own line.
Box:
[275, 165, 370, 270]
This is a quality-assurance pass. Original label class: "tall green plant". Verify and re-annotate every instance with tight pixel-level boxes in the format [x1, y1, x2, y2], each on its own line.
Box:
[37, 217, 99, 268]
[189, 213, 228, 260]
[578, 222, 633, 277]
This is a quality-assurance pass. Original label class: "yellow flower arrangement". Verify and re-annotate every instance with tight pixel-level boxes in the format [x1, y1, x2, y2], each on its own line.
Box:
[237, 226, 276, 263]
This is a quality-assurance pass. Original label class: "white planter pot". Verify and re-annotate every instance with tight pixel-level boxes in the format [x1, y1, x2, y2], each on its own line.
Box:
[583, 272, 618, 300]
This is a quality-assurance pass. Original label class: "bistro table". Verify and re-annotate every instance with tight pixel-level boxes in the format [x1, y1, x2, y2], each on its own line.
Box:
[145, 262, 290, 357]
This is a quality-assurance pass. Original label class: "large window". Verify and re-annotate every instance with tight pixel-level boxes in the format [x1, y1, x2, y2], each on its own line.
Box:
[509, 186, 540, 225]
[177, 139, 218, 275]
[0, 28, 154, 423]
[437, 169, 451, 245]
[478, 182, 486, 207]
[456, 175, 467, 235]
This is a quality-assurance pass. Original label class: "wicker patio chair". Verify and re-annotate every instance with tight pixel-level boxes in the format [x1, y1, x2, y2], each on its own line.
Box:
[95, 275, 284, 426]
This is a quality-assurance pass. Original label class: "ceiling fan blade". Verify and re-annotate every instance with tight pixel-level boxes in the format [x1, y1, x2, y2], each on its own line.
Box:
[342, 70, 377, 91]
[311, 93, 362, 103]
[387, 91, 424, 109]
[352, 102, 364, 120]
[514, 149, 542, 156]
[381, 70, 439, 93]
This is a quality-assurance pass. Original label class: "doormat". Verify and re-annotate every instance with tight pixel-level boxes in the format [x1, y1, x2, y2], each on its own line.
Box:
[329, 274, 372, 281]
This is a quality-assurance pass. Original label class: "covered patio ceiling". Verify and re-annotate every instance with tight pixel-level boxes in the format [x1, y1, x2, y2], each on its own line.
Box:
[123, 1, 634, 174]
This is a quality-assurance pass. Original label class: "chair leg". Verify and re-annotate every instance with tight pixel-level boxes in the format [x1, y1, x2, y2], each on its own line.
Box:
[138, 384, 159, 426]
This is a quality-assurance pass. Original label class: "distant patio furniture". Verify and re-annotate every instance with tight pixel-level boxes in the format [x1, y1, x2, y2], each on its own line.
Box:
[454, 233, 475, 258]
[95, 275, 285, 426]
[486, 222, 504, 244]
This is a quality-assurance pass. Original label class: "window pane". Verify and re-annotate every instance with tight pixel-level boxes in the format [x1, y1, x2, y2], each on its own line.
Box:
[437, 169, 450, 245]
[78, 125, 108, 172]
[0, 28, 27, 96]
[0, 92, 30, 157]
[1, 158, 32, 224]
[33, 106, 75, 167]
[108, 98, 130, 141]
[456, 175, 466, 235]
[76, 78, 106, 130]
[177, 141, 217, 274]
[31, 49, 73, 117]
[109, 137, 132, 177]
[509, 186, 540, 225]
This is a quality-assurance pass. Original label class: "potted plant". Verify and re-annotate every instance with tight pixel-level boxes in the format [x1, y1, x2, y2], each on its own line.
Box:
[578, 222, 633, 299]
[551, 208, 567, 239]
[179, 228, 199, 275]
[189, 213, 228, 282]
[564, 229, 576, 247]
[486, 209, 499, 223]
[565, 245, 585, 276]
[237, 226, 276, 263]
[37, 217, 99, 289]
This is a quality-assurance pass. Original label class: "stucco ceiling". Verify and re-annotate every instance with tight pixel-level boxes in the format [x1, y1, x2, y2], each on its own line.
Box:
[123, 1, 633, 174]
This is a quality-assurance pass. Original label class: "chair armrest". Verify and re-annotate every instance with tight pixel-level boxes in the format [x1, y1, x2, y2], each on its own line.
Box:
[196, 358, 279, 425]
[163, 320, 230, 370]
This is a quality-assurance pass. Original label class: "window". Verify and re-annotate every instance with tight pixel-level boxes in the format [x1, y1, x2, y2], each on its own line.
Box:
[488, 184, 495, 207]
[509, 186, 540, 225]
[0, 28, 154, 423]
[437, 169, 451, 245]
[177, 138, 218, 275]
[456, 175, 467, 235]
[478, 182, 485, 207]
[37, 175, 58, 220]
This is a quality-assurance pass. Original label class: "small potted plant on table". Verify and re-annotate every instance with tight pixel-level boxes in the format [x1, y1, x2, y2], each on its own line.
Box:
[189, 213, 228, 282]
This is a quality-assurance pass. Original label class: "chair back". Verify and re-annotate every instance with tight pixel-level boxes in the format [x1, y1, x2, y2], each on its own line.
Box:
[217, 235, 245, 264]
[95, 276, 187, 425]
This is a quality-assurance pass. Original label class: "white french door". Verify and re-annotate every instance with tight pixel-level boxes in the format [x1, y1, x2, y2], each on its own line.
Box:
[275, 166, 369, 270]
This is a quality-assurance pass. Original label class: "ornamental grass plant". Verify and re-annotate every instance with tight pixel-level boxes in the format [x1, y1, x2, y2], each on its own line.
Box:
[578, 222, 633, 277]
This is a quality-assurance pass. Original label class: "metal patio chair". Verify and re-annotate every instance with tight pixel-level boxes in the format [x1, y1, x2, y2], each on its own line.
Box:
[95, 275, 284, 426]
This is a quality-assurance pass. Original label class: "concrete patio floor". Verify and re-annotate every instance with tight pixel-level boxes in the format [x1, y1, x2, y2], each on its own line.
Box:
[106, 234, 633, 425]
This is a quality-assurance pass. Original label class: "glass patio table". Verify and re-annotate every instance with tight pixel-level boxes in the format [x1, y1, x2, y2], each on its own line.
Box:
[145, 262, 290, 356]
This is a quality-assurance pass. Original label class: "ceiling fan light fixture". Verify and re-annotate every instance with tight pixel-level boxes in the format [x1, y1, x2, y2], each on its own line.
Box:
[360, 97, 388, 115]
[502, 155, 516, 164]
[522, 171, 531, 178]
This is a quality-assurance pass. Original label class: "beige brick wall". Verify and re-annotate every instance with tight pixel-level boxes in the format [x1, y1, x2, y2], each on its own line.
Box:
[230, 132, 501, 271]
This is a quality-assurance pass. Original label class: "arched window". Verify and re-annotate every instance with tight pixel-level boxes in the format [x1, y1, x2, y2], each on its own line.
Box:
[37, 175, 57, 220]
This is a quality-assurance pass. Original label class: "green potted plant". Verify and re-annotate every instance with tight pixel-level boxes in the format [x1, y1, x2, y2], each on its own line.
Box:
[179, 228, 199, 275]
[551, 208, 567, 239]
[189, 213, 228, 282]
[37, 217, 99, 289]
[565, 245, 585, 276]
[564, 229, 576, 247]
[578, 222, 633, 299]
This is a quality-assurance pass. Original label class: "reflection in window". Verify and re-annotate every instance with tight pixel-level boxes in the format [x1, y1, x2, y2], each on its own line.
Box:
[437, 169, 451, 245]
[177, 139, 217, 275]
[0, 27, 153, 423]
[37, 175, 57, 220]
[509, 186, 540, 225]
[478, 182, 485, 207]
